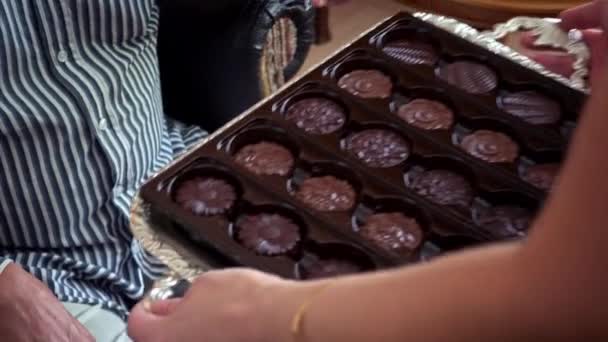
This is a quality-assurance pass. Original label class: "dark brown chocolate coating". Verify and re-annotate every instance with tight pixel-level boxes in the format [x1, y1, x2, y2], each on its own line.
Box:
[438, 61, 498, 94]
[338, 69, 392, 99]
[499, 91, 562, 125]
[285, 97, 347, 135]
[234, 141, 294, 176]
[521, 163, 559, 190]
[476, 205, 531, 238]
[410, 169, 474, 207]
[344, 129, 410, 168]
[460, 130, 519, 163]
[299, 254, 362, 279]
[236, 213, 301, 256]
[295, 175, 356, 212]
[359, 212, 424, 255]
[382, 40, 439, 66]
[175, 177, 237, 216]
[397, 99, 454, 130]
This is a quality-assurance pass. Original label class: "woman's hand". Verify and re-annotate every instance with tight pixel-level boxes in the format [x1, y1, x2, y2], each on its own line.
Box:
[128, 269, 313, 342]
[510, 1, 607, 85]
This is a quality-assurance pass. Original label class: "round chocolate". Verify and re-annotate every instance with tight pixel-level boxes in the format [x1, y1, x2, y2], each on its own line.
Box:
[299, 255, 362, 279]
[338, 69, 392, 99]
[397, 99, 454, 130]
[460, 130, 519, 163]
[175, 177, 237, 216]
[359, 212, 424, 255]
[285, 97, 347, 135]
[438, 61, 498, 94]
[382, 39, 439, 66]
[234, 141, 294, 176]
[236, 213, 301, 256]
[344, 129, 410, 168]
[476, 205, 531, 238]
[499, 91, 562, 125]
[521, 163, 559, 191]
[295, 175, 356, 212]
[410, 169, 474, 207]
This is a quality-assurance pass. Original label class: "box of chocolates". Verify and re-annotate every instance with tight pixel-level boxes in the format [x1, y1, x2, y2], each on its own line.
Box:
[140, 12, 585, 279]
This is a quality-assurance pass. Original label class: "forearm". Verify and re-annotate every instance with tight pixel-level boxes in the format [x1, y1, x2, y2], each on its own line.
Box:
[270, 243, 538, 341]
[514, 69, 608, 334]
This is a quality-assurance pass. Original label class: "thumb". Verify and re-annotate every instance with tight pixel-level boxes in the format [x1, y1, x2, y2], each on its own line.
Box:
[127, 299, 182, 341]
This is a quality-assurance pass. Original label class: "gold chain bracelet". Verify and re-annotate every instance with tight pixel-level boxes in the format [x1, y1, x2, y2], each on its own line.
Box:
[290, 282, 335, 342]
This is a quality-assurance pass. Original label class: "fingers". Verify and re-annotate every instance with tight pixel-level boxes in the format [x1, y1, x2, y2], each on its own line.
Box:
[582, 30, 608, 83]
[127, 300, 171, 342]
[560, 1, 608, 30]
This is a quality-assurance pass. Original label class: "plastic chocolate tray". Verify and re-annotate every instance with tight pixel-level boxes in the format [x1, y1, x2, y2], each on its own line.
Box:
[140, 12, 585, 279]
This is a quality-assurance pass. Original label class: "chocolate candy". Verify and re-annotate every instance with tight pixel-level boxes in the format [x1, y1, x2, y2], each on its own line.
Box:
[521, 163, 559, 190]
[175, 177, 237, 216]
[338, 69, 392, 99]
[285, 97, 347, 135]
[410, 169, 474, 207]
[382, 39, 439, 66]
[460, 130, 519, 163]
[295, 175, 356, 212]
[359, 212, 424, 255]
[234, 141, 294, 176]
[438, 61, 498, 94]
[236, 213, 301, 256]
[344, 129, 410, 168]
[499, 91, 562, 125]
[475, 205, 531, 238]
[298, 254, 362, 279]
[397, 99, 454, 130]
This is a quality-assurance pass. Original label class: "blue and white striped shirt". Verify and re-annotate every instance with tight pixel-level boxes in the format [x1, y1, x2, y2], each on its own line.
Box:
[0, 0, 205, 318]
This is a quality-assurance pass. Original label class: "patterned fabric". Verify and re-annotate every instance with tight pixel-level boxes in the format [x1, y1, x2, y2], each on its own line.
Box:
[260, 17, 298, 96]
[0, 0, 205, 318]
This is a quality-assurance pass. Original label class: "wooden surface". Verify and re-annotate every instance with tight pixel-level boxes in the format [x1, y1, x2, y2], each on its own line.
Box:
[401, 0, 586, 28]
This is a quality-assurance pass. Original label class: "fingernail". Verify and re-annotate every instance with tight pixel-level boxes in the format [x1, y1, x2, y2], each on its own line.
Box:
[143, 299, 152, 312]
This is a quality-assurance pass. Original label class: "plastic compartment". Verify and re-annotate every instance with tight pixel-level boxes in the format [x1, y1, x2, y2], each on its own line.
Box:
[451, 118, 524, 168]
[472, 191, 538, 239]
[288, 160, 363, 213]
[518, 150, 563, 192]
[329, 54, 398, 101]
[436, 55, 501, 97]
[168, 161, 245, 217]
[427, 234, 483, 254]
[404, 155, 478, 216]
[226, 126, 300, 178]
[340, 121, 413, 169]
[230, 203, 308, 257]
[352, 196, 431, 257]
[496, 85, 564, 126]
[295, 242, 376, 279]
[279, 89, 350, 136]
[375, 26, 441, 67]
[390, 86, 458, 133]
